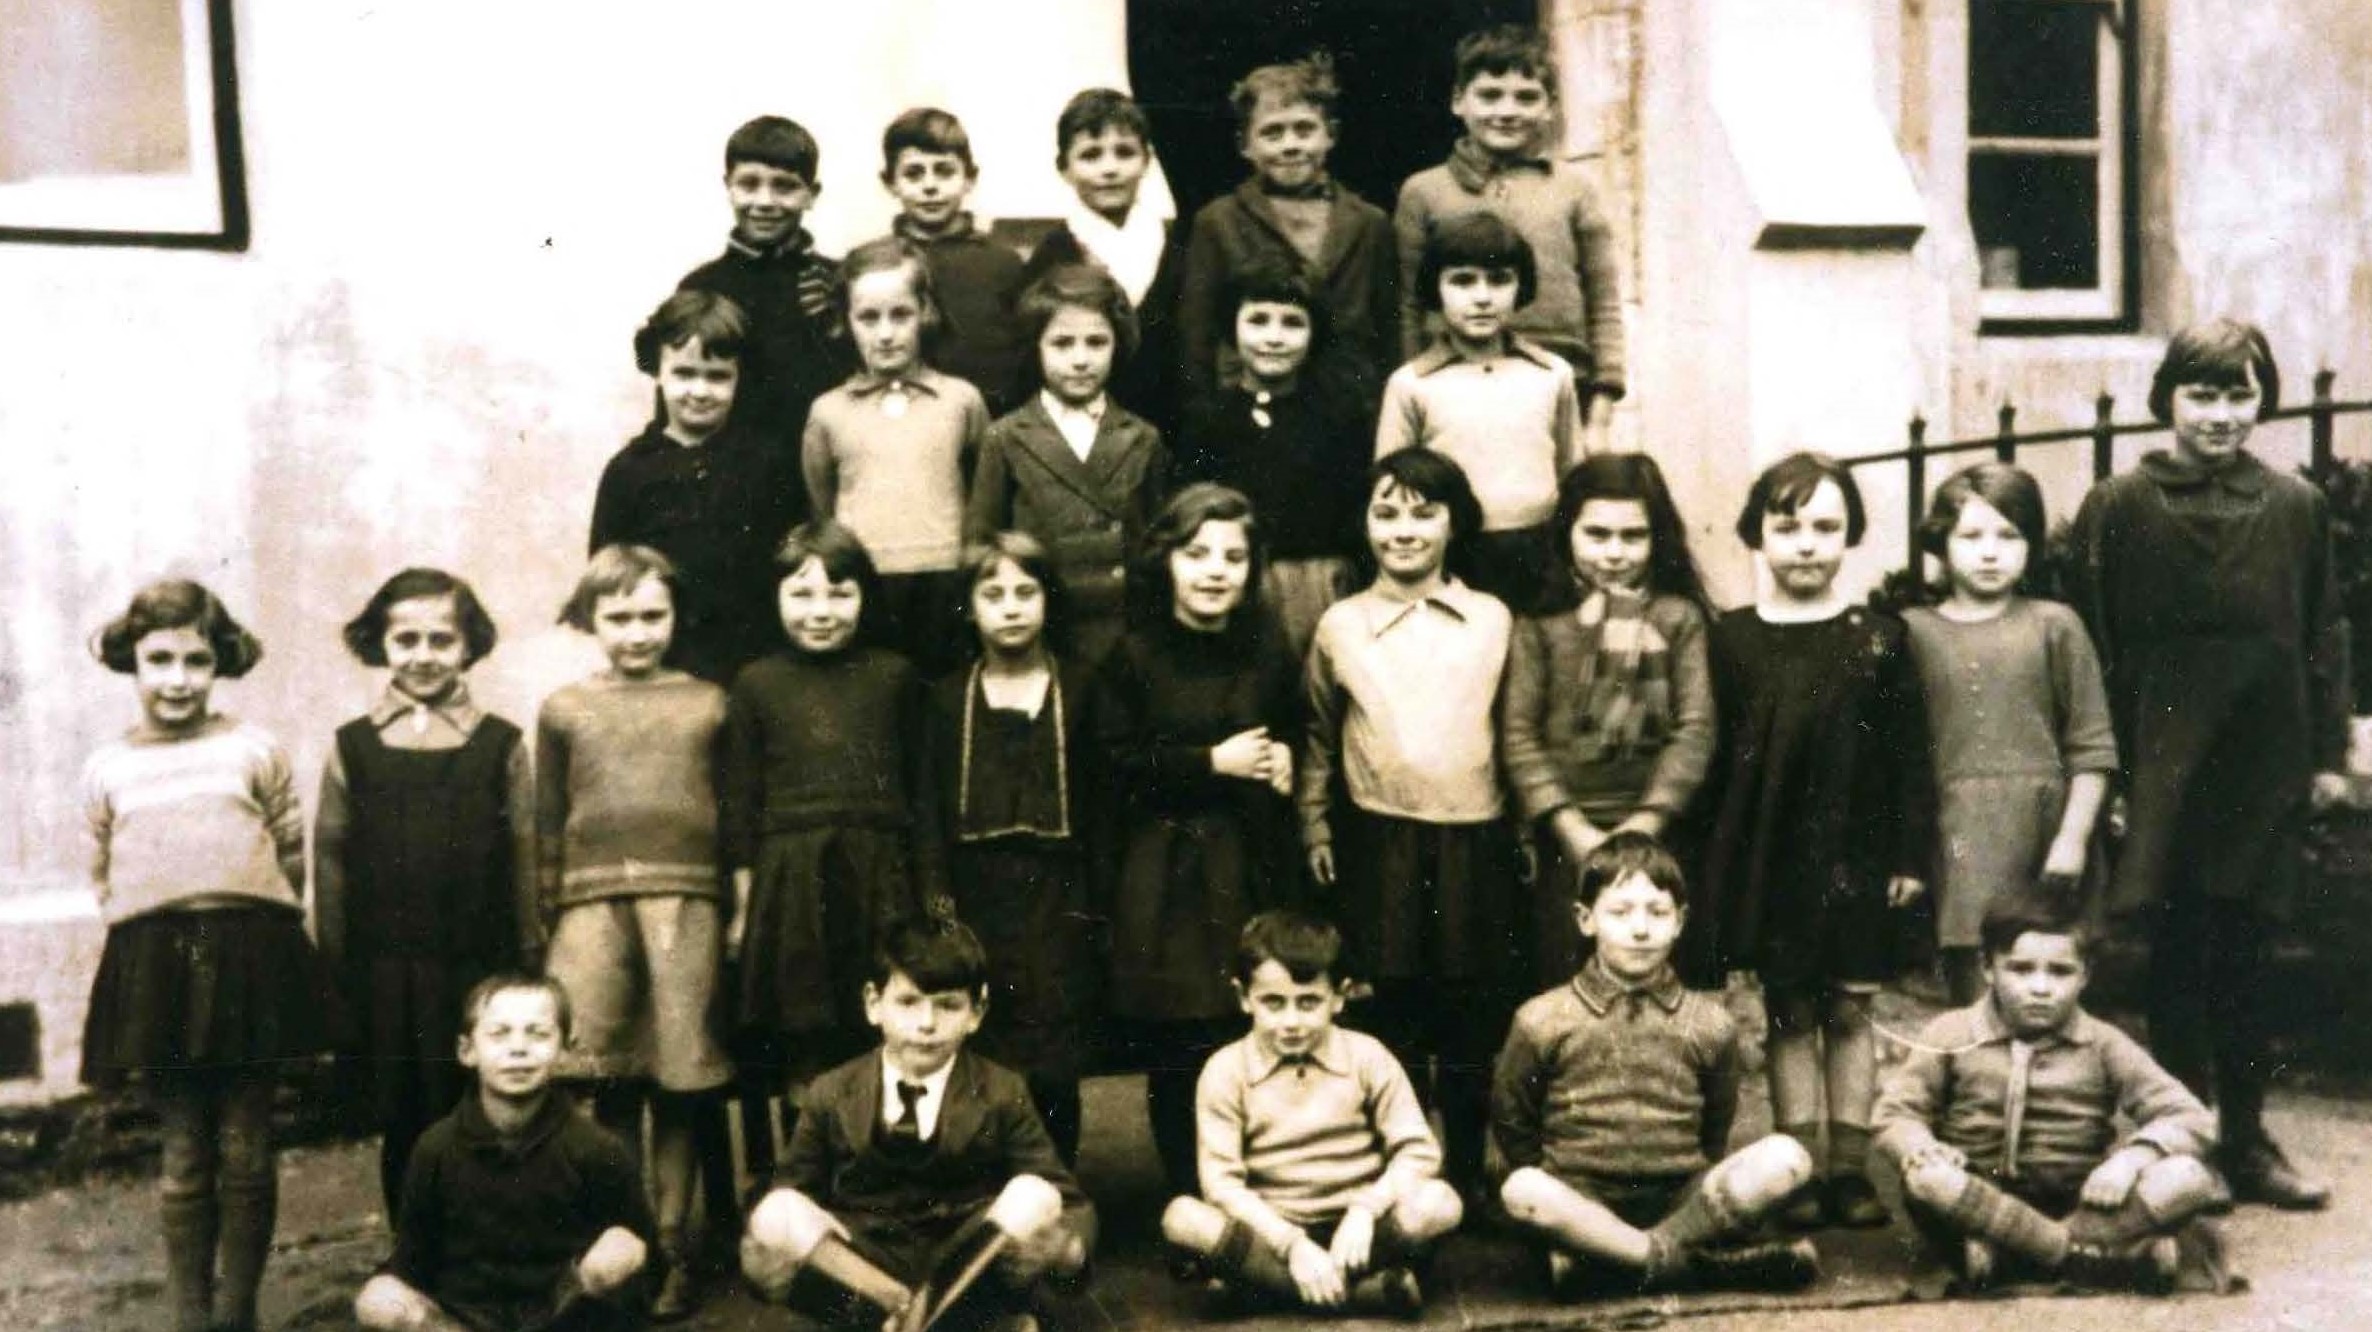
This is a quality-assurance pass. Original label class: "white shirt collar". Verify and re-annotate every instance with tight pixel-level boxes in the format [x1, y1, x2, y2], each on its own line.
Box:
[880, 1052, 958, 1140]
[1040, 391, 1106, 463]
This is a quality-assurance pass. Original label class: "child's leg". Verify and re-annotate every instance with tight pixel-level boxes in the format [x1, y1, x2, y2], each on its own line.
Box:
[2066, 1154, 2230, 1249]
[212, 1075, 279, 1331]
[354, 1273, 472, 1332]
[1819, 985, 1887, 1224]
[1762, 985, 1825, 1174]
[1160, 1195, 1305, 1301]
[1898, 1157, 2070, 1270]
[1026, 1073, 1083, 1166]
[155, 1075, 222, 1332]
[1376, 1178, 1465, 1262]
[742, 1187, 912, 1314]
[1940, 947, 1985, 1007]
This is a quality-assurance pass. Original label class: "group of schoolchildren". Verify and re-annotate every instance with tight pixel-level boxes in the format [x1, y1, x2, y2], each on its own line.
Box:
[71, 22, 2346, 1332]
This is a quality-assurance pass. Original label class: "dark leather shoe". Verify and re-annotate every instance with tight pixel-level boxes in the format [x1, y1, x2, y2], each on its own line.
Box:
[1825, 1174, 1891, 1228]
[1777, 1184, 1827, 1231]
[2223, 1138, 2332, 1211]
[1689, 1237, 1821, 1291]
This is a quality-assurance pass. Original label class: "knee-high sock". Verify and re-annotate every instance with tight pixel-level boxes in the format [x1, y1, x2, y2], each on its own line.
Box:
[1942, 1174, 2069, 1268]
[159, 1187, 219, 1332]
[213, 1082, 279, 1332]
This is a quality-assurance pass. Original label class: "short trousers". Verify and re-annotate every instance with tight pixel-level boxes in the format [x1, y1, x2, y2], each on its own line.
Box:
[547, 894, 733, 1091]
[1557, 1169, 1708, 1230]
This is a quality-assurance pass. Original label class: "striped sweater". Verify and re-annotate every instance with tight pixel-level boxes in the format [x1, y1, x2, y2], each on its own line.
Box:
[82, 716, 306, 925]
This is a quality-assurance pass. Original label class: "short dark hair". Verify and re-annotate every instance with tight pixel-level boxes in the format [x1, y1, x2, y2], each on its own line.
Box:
[724, 115, 820, 181]
[774, 522, 884, 652]
[1017, 262, 1141, 364]
[93, 579, 264, 678]
[1574, 830, 1686, 908]
[956, 531, 1073, 657]
[460, 971, 574, 1041]
[1055, 87, 1152, 166]
[1918, 461, 2047, 562]
[633, 288, 747, 376]
[1229, 52, 1340, 135]
[1453, 23, 1559, 92]
[1549, 454, 1713, 615]
[1415, 210, 1539, 312]
[1132, 482, 1265, 629]
[342, 568, 499, 667]
[1232, 909, 1345, 986]
[871, 917, 990, 999]
[1977, 888, 2093, 964]
[1735, 451, 1867, 549]
[1358, 448, 1485, 586]
[1226, 257, 1332, 359]
[882, 107, 976, 175]
[560, 545, 677, 632]
[2147, 317, 2281, 423]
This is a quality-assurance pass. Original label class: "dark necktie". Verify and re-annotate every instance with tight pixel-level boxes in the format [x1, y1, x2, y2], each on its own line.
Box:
[887, 1080, 928, 1143]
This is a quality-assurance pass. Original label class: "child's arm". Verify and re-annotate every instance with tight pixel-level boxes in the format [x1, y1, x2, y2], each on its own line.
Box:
[2100, 1024, 2216, 1161]
[718, 679, 765, 951]
[1499, 617, 1605, 857]
[1567, 180, 1627, 411]
[587, 456, 632, 558]
[800, 407, 840, 521]
[1373, 368, 1423, 460]
[1297, 630, 1347, 885]
[1876, 624, 1936, 904]
[1174, 209, 1228, 400]
[256, 738, 307, 897]
[502, 731, 541, 966]
[2305, 489, 2354, 797]
[1094, 641, 1237, 798]
[961, 428, 1012, 548]
[532, 701, 570, 939]
[1359, 1044, 1446, 1216]
[1356, 207, 1401, 376]
[312, 751, 351, 967]
[1194, 1054, 1310, 1260]
[2040, 607, 2118, 881]
[383, 1142, 445, 1299]
[1487, 1013, 1551, 1175]
[1870, 1017, 1957, 1170]
[1391, 179, 1433, 362]
[81, 756, 112, 911]
[1549, 359, 1587, 470]
[1697, 1019, 1744, 1164]
[777, 1084, 837, 1200]
[1628, 602, 1718, 837]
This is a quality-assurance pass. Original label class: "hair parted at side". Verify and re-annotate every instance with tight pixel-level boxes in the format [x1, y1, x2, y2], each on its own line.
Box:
[1574, 830, 1686, 908]
[1132, 482, 1264, 629]
[1977, 886, 2093, 964]
[1055, 87, 1152, 164]
[1453, 23, 1559, 91]
[1228, 51, 1341, 134]
[633, 288, 748, 375]
[2147, 317, 2281, 423]
[1735, 451, 1867, 549]
[772, 519, 882, 596]
[1232, 909, 1346, 986]
[1549, 454, 1713, 615]
[1416, 210, 1539, 312]
[883, 106, 976, 174]
[1357, 448, 1485, 586]
[558, 545, 678, 632]
[342, 567, 499, 667]
[957, 531, 1073, 657]
[724, 115, 820, 181]
[1918, 461, 2047, 563]
[1018, 262, 1140, 362]
[93, 579, 265, 678]
[460, 971, 575, 1042]
[838, 236, 943, 341]
[870, 917, 990, 998]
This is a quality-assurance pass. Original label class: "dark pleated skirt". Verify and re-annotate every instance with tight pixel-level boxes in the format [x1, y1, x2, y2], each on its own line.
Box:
[735, 826, 920, 1047]
[1330, 806, 1525, 986]
[81, 903, 333, 1089]
[949, 839, 1095, 1082]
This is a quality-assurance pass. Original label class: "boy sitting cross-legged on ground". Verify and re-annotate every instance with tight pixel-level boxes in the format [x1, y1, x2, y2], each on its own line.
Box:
[1162, 911, 1464, 1318]
[1494, 833, 1820, 1298]
[740, 920, 1093, 1331]
[354, 973, 654, 1332]
[1875, 889, 2229, 1293]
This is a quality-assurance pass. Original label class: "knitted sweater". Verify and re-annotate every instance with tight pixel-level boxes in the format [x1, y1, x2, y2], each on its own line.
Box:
[533, 671, 727, 912]
[802, 367, 987, 573]
[82, 716, 306, 925]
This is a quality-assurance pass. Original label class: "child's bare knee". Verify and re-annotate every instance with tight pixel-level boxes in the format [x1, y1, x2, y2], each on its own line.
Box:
[744, 1187, 835, 1292]
[1161, 1195, 1226, 1253]
[2136, 1154, 2229, 1222]
[1392, 1178, 1465, 1241]
[1764, 988, 1820, 1037]
[578, 1226, 648, 1292]
[1820, 987, 1874, 1034]
[1500, 1167, 1566, 1224]
[1715, 1134, 1816, 1209]
[1901, 1159, 1968, 1209]
[353, 1274, 428, 1330]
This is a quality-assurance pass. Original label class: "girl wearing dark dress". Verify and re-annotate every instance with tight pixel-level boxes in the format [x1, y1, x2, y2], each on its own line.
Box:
[1692, 454, 1935, 1231]
[926, 532, 1105, 1163]
[314, 569, 532, 1216]
[1096, 483, 1303, 1194]
[725, 522, 947, 1085]
[80, 581, 331, 1332]
[2070, 320, 2349, 1210]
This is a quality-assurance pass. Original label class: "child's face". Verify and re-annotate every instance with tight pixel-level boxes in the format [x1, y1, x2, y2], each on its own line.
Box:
[655, 337, 739, 443]
[1944, 496, 2028, 603]
[969, 556, 1047, 657]
[864, 969, 984, 1079]
[1169, 518, 1253, 629]
[1234, 958, 1345, 1061]
[2169, 364, 2262, 470]
[1759, 478, 1850, 603]
[383, 594, 467, 705]
[1234, 300, 1314, 389]
[1037, 305, 1117, 407]
[1366, 476, 1452, 585]
[1059, 126, 1149, 220]
[1452, 70, 1557, 159]
[1575, 871, 1683, 984]
[132, 627, 217, 734]
[1437, 265, 1519, 348]
[592, 574, 675, 678]
[777, 557, 862, 655]
[1239, 94, 1334, 193]
[725, 162, 817, 249]
[847, 266, 925, 380]
[457, 986, 563, 1104]
[884, 148, 975, 235]
[1983, 930, 2088, 1039]
[1569, 498, 1653, 593]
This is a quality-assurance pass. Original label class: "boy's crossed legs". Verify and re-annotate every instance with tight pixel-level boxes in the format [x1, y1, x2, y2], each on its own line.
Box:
[354, 1227, 647, 1332]
[1501, 1133, 1819, 1295]
[1898, 1148, 2227, 1291]
[1160, 1180, 1463, 1315]
[742, 1176, 1076, 1330]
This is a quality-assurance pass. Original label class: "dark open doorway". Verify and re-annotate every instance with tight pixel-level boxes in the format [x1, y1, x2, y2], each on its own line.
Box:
[1127, 0, 1540, 218]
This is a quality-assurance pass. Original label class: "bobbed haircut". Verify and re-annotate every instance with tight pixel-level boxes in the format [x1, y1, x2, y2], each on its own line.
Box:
[1574, 829, 1686, 909]
[459, 971, 575, 1042]
[1549, 454, 1713, 615]
[870, 917, 990, 999]
[93, 579, 265, 678]
[1132, 482, 1265, 629]
[342, 567, 499, 667]
[1357, 448, 1486, 587]
[1415, 210, 1539, 312]
[1735, 451, 1867, 549]
[1229, 51, 1340, 134]
[2147, 317, 2281, 423]
[1055, 87, 1152, 164]
[558, 544, 678, 632]
[882, 106, 976, 174]
[1225, 256, 1333, 359]
[1453, 23, 1559, 91]
[1017, 262, 1141, 363]
[1232, 909, 1347, 986]
[1977, 886, 2094, 965]
[1917, 461, 2047, 561]
[956, 531, 1073, 657]
[724, 115, 820, 181]
[838, 236, 942, 340]
[773, 519, 882, 600]
[633, 288, 747, 375]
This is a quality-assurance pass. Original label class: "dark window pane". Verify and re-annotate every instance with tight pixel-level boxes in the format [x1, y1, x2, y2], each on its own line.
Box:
[1969, 1, 2100, 139]
[1969, 152, 2099, 289]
